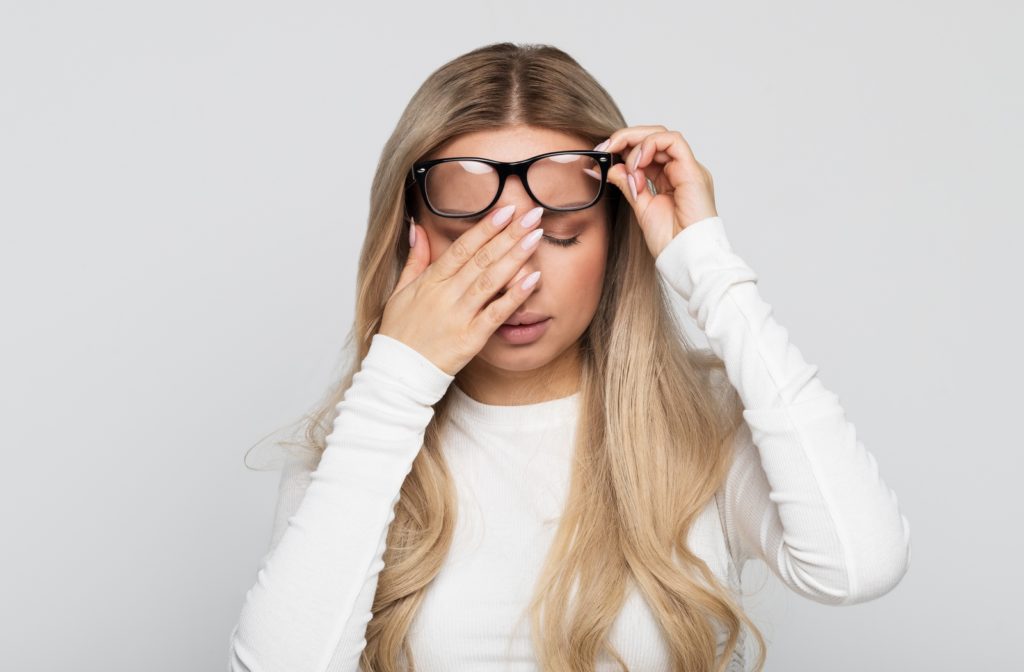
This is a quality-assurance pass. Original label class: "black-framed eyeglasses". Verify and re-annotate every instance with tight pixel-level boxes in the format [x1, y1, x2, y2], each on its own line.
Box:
[407, 150, 622, 219]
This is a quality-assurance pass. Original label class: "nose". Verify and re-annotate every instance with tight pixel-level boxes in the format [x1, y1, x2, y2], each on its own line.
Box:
[493, 174, 537, 218]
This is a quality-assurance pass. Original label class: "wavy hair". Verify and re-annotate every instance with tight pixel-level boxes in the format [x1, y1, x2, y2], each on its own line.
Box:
[248, 42, 766, 672]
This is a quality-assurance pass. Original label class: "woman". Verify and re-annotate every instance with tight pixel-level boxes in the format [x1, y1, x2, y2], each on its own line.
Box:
[228, 42, 911, 672]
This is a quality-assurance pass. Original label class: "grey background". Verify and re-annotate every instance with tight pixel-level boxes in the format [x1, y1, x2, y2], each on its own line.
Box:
[2, 1, 1020, 670]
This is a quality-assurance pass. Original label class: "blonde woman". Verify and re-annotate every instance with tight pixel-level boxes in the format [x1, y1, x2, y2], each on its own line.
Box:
[227, 42, 911, 672]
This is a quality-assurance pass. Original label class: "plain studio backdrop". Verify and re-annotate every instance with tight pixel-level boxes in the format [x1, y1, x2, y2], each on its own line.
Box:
[1, 1, 1019, 670]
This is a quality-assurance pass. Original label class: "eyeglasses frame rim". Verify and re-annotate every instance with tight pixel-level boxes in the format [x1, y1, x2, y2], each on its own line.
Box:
[406, 149, 622, 219]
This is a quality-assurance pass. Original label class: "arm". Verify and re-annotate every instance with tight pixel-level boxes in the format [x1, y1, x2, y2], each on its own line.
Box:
[654, 216, 912, 605]
[228, 333, 455, 671]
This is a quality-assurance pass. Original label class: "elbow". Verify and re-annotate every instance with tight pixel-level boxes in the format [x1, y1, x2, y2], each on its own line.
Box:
[780, 515, 912, 606]
[228, 650, 253, 672]
[227, 623, 256, 672]
[838, 516, 913, 606]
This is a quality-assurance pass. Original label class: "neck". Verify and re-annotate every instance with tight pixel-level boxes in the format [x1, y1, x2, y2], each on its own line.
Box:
[454, 342, 582, 406]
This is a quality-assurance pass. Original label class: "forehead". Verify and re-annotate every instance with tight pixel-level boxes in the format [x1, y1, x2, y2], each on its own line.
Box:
[428, 125, 592, 162]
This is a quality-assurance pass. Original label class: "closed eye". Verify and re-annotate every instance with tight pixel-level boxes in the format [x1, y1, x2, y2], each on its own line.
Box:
[449, 209, 582, 247]
[447, 231, 580, 247]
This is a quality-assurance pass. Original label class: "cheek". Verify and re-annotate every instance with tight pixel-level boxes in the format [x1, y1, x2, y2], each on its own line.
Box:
[572, 233, 609, 283]
[547, 249, 607, 307]
[577, 247, 609, 305]
[425, 230, 452, 264]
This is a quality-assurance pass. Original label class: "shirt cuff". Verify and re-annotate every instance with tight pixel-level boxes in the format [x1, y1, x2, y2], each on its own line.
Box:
[654, 216, 741, 302]
[362, 333, 455, 406]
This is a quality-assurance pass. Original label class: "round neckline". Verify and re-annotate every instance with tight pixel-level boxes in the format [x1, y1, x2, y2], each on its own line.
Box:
[447, 382, 581, 427]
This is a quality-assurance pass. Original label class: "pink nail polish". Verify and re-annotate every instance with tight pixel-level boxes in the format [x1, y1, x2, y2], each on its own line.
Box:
[521, 206, 544, 228]
[492, 204, 517, 227]
[627, 174, 638, 200]
[521, 228, 544, 249]
[521, 270, 541, 290]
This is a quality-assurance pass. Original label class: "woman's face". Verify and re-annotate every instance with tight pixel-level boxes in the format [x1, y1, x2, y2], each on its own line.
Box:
[411, 124, 612, 387]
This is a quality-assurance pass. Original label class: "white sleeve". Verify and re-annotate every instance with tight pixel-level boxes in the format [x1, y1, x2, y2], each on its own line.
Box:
[655, 216, 912, 606]
[266, 447, 317, 563]
[228, 333, 455, 671]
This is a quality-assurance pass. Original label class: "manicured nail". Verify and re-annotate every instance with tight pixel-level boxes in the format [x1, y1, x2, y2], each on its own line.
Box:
[627, 173, 638, 200]
[521, 270, 542, 290]
[408, 220, 416, 246]
[631, 147, 642, 172]
[492, 204, 517, 227]
[593, 139, 610, 151]
[521, 206, 544, 228]
[521, 228, 544, 250]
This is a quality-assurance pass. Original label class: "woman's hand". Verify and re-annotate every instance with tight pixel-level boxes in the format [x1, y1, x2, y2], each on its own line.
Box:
[596, 125, 719, 259]
[379, 205, 546, 376]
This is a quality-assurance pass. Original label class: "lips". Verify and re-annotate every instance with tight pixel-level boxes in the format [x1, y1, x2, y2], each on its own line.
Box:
[502, 311, 549, 326]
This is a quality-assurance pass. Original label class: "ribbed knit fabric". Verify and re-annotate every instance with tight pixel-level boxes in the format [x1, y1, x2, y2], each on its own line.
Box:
[227, 216, 912, 672]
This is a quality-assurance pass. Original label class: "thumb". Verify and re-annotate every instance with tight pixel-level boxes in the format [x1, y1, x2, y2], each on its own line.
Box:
[395, 217, 429, 295]
[605, 163, 647, 211]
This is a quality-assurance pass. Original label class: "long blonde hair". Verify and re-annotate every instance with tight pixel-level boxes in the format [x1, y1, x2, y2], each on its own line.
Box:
[250, 42, 766, 672]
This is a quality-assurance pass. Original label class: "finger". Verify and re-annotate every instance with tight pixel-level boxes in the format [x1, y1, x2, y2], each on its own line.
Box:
[427, 203, 519, 283]
[606, 162, 655, 212]
[394, 217, 430, 295]
[454, 205, 545, 306]
[600, 125, 668, 159]
[609, 159, 670, 196]
[471, 268, 542, 338]
[624, 130, 700, 178]
[632, 157, 667, 190]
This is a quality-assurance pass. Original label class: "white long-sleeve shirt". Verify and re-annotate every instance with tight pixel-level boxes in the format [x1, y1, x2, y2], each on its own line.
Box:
[227, 216, 912, 672]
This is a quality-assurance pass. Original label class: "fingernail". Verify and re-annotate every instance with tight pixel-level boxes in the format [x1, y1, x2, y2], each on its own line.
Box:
[631, 147, 642, 172]
[492, 204, 517, 227]
[521, 228, 544, 250]
[521, 270, 542, 290]
[593, 139, 610, 151]
[627, 173, 638, 200]
[521, 206, 544, 228]
[408, 220, 416, 246]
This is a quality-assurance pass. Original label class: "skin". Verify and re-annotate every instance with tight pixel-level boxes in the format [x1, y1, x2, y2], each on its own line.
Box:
[410, 125, 610, 405]
[407, 123, 719, 406]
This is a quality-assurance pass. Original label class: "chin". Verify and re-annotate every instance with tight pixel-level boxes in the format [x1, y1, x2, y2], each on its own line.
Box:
[477, 342, 554, 372]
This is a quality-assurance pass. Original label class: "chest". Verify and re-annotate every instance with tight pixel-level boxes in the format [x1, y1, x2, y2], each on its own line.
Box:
[405, 425, 743, 670]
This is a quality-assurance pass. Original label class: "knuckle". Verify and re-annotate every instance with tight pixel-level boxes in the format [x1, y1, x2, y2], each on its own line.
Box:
[449, 238, 471, 263]
[483, 297, 505, 324]
[474, 269, 496, 294]
[472, 245, 493, 270]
